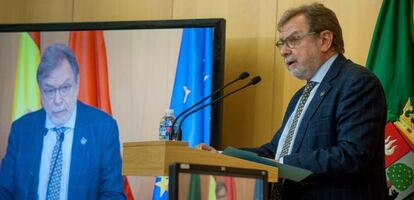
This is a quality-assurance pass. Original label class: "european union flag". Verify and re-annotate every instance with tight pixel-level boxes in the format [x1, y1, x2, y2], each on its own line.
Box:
[170, 28, 213, 147]
[152, 176, 169, 200]
[253, 179, 264, 200]
[152, 27, 213, 200]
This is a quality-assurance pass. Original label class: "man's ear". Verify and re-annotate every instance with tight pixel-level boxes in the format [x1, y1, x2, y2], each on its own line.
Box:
[319, 30, 334, 53]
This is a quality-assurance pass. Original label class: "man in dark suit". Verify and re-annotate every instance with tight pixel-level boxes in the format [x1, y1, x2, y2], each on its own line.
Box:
[0, 44, 125, 199]
[199, 3, 387, 200]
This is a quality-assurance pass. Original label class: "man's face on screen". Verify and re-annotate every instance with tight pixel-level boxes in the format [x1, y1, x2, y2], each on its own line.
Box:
[40, 59, 79, 126]
[216, 185, 228, 200]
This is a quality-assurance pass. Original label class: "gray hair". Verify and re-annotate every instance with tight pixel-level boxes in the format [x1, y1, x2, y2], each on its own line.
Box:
[37, 44, 79, 84]
[278, 3, 345, 54]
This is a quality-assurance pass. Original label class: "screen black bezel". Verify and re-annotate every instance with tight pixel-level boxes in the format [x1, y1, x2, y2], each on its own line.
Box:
[0, 18, 225, 148]
[168, 163, 268, 200]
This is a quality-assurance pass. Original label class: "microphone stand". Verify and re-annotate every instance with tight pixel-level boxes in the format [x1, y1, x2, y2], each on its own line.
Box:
[175, 76, 261, 141]
[170, 72, 249, 140]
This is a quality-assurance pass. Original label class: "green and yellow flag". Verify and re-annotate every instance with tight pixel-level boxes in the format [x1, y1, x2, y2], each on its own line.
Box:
[12, 32, 41, 121]
[367, 1, 414, 199]
[366, 0, 414, 122]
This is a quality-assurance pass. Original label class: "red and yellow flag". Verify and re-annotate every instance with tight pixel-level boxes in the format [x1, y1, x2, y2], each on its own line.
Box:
[12, 32, 41, 121]
[68, 30, 134, 200]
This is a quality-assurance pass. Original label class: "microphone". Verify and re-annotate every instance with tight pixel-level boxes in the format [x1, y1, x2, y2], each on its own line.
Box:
[175, 76, 262, 141]
[169, 72, 250, 140]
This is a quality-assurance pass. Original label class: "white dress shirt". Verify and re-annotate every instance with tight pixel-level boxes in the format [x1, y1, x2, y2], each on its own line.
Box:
[38, 106, 77, 200]
[275, 54, 338, 163]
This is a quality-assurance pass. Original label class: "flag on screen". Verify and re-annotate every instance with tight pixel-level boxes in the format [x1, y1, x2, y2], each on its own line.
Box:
[68, 30, 135, 200]
[187, 174, 201, 200]
[208, 175, 217, 200]
[253, 179, 263, 200]
[170, 28, 213, 147]
[12, 32, 41, 121]
[224, 176, 237, 200]
[366, 0, 414, 199]
[69, 31, 112, 112]
[152, 176, 169, 200]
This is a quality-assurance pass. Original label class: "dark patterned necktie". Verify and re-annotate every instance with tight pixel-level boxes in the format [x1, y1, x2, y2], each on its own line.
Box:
[279, 81, 316, 158]
[46, 127, 67, 200]
[270, 82, 317, 200]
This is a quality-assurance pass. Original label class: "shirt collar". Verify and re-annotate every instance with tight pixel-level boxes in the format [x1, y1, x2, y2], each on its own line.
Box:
[309, 54, 338, 83]
[45, 105, 77, 130]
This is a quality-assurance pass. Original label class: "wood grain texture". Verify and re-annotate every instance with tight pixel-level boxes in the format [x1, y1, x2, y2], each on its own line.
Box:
[123, 141, 278, 182]
[73, 0, 173, 21]
[0, 0, 72, 23]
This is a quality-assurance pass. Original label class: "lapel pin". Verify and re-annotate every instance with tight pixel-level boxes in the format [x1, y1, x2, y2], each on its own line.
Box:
[320, 91, 325, 97]
[80, 137, 87, 145]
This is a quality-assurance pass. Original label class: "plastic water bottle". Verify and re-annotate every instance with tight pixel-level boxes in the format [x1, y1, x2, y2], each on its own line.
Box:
[159, 109, 176, 140]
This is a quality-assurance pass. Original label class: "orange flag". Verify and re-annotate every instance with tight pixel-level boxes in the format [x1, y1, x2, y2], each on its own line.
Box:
[224, 177, 237, 200]
[68, 31, 135, 200]
[68, 31, 112, 112]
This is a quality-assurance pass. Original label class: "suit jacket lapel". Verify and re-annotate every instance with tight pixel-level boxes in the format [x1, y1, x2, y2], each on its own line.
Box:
[68, 102, 89, 195]
[291, 54, 347, 153]
[27, 110, 48, 198]
[292, 82, 332, 153]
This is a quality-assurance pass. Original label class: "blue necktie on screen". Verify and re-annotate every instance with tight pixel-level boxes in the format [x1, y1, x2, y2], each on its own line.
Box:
[46, 127, 67, 200]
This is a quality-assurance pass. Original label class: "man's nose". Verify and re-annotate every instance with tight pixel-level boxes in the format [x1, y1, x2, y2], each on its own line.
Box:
[53, 91, 64, 104]
[279, 44, 291, 57]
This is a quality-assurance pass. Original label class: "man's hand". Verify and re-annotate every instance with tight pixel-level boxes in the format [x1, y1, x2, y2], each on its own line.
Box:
[195, 143, 219, 153]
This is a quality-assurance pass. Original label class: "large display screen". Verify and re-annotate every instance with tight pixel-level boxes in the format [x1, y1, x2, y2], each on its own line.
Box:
[0, 19, 225, 158]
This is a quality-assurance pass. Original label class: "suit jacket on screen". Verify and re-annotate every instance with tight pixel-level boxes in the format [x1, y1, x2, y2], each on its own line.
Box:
[246, 54, 388, 200]
[0, 101, 125, 200]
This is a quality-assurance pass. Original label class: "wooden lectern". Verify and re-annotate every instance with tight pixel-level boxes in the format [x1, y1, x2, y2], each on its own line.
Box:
[122, 140, 278, 182]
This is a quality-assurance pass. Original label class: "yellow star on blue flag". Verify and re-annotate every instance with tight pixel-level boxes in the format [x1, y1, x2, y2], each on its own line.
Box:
[152, 176, 169, 199]
[153, 27, 213, 200]
[170, 27, 213, 147]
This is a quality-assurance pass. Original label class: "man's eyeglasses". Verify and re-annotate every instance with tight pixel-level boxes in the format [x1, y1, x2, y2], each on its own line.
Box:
[275, 32, 317, 49]
[41, 84, 73, 99]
